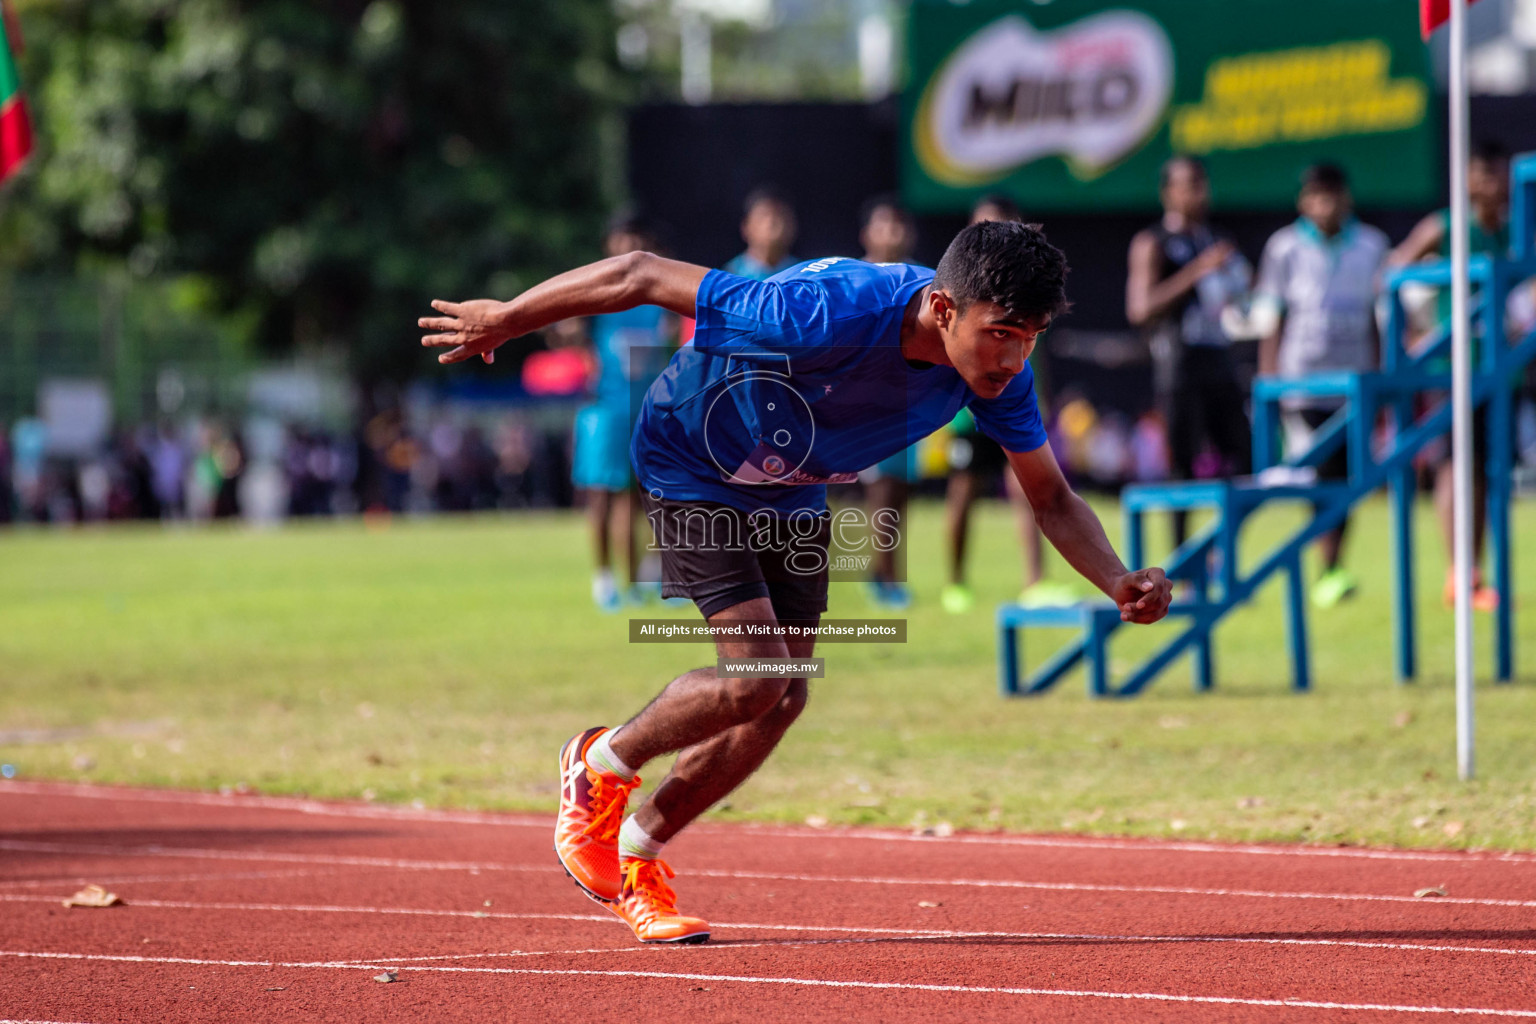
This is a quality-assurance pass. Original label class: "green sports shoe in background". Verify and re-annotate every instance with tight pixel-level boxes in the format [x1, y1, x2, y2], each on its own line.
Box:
[940, 583, 975, 615]
[1018, 579, 1079, 608]
[1311, 568, 1358, 609]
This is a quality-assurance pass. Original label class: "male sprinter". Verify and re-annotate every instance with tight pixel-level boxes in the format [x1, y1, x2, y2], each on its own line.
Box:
[418, 222, 1173, 944]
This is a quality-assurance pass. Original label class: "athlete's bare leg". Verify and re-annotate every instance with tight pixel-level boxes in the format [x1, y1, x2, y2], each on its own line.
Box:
[1005, 466, 1043, 587]
[610, 487, 637, 585]
[607, 596, 815, 843]
[1435, 459, 1488, 574]
[944, 470, 975, 585]
[867, 476, 908, 584]
[586, 488, 613, 571]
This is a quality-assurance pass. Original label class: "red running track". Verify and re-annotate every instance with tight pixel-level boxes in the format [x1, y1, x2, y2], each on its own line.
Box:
[2, 780, 1535, 1023]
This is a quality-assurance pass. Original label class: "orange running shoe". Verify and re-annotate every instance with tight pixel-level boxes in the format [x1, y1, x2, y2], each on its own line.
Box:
[554, 727, 639, 903]
[1443, 574, 1500, 612]
[609, 858, 711, 944]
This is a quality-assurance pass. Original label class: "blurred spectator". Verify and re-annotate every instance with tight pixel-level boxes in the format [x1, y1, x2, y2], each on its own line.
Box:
[968, 193, 1022, 226]
[494, 417, 538, 508]
[150, 422, 188, 519]
[1388, 140, 1511, 612]
[1254, 163, 1389, 610]
[114, 430, 159, 519]
[856, 194, 919, 610]
[0, 375, 598, 533]
[0, 428, 10, 524]
[11, 418, 47, 522]
[1126, 155, 1253, 551]
[188, 422, 245, 521]
[572, 214, 677, 611]
[363, 409, 416, 513]
[1131, 410, 1171, 483]
[723, 186, 799, 281]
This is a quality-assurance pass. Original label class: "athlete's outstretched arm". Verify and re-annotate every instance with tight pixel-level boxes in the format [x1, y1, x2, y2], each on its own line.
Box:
[1006, 443, 1172, 624]
[419, 253, 708, 365]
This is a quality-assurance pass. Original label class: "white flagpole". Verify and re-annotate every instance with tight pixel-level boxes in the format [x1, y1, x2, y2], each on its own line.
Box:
[1448, 0, 1475, 781]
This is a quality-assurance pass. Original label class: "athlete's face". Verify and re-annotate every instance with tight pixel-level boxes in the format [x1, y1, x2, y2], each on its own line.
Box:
[937, 295, 1050, 400]
[1161, 161, 1209, 220]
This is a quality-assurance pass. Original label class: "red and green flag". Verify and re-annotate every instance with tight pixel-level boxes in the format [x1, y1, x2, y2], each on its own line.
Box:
[0, 0, 32, 183]
[1420, 0, 1487, 39]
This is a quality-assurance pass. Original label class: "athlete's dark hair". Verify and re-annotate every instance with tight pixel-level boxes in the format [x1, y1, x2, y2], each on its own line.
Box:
[743, 184, 794, 217]
[1160, 154, 1207, 190]
[1300, 162, 1349, 194]
[858, 192, 911, 230]
[1472, 139, 1510, 167]
[970, 192, 1023, 222]
[932, 221, 1070, 324]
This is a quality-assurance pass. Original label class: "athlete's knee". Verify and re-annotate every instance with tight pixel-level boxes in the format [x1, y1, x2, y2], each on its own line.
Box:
[766, 678, 809, 725]
[717, 673, 791, 724]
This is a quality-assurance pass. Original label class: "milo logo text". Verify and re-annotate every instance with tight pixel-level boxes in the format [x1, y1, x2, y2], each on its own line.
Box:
[915, 12, 1174, 185]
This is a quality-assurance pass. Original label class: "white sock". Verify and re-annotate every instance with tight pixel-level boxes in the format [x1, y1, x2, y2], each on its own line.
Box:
[585, 728, 637, 781]
[617, 815, 666, 861]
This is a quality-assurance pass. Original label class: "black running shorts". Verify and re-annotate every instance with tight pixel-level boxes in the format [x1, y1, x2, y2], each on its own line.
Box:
[640, 492, 829, 622]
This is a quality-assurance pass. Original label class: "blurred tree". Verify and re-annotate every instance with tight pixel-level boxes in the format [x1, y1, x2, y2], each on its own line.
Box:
[0, 0, 627, 380]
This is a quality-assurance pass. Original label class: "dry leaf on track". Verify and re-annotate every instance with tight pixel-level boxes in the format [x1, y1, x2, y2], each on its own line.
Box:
[1414, 886, 1448, 898]
[373, 971, 399, 983]
[62, 885, 122, 908]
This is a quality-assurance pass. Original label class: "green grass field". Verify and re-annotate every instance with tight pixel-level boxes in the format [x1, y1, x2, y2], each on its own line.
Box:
[2, 496, 1533, 850]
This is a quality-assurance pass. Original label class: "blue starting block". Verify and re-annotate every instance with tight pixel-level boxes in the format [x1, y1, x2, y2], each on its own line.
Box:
[997, 151, 1536, 698]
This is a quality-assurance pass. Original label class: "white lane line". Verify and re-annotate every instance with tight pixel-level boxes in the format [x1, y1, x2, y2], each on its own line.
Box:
[1, 951, 1532, 1018]
[0, 892, 615, 925]
[326, 932, 966, 966]
[4, 839, 1534, 910]
[0, 895, 967, 937]
[6, 780, 1534, 867]
[0, 869, 330, 889]
[695, 868, 1536, 910]
[389, 967, 1536, 1018]
[404, 930, 1536, 961]
[0, 780, 547, 828]
[0, 839, 546, 874]
[339, 927, 1536, 962]
[714, 825, 1536, 866]
[8, 893, 1536, 961]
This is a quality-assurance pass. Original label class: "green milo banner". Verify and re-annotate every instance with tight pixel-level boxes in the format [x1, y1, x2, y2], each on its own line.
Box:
[902, 0, 1437, 213]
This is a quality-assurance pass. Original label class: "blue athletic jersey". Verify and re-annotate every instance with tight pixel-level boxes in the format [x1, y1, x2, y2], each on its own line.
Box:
[588, 306, 671, 410]
[632, 258, 1047, 515]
